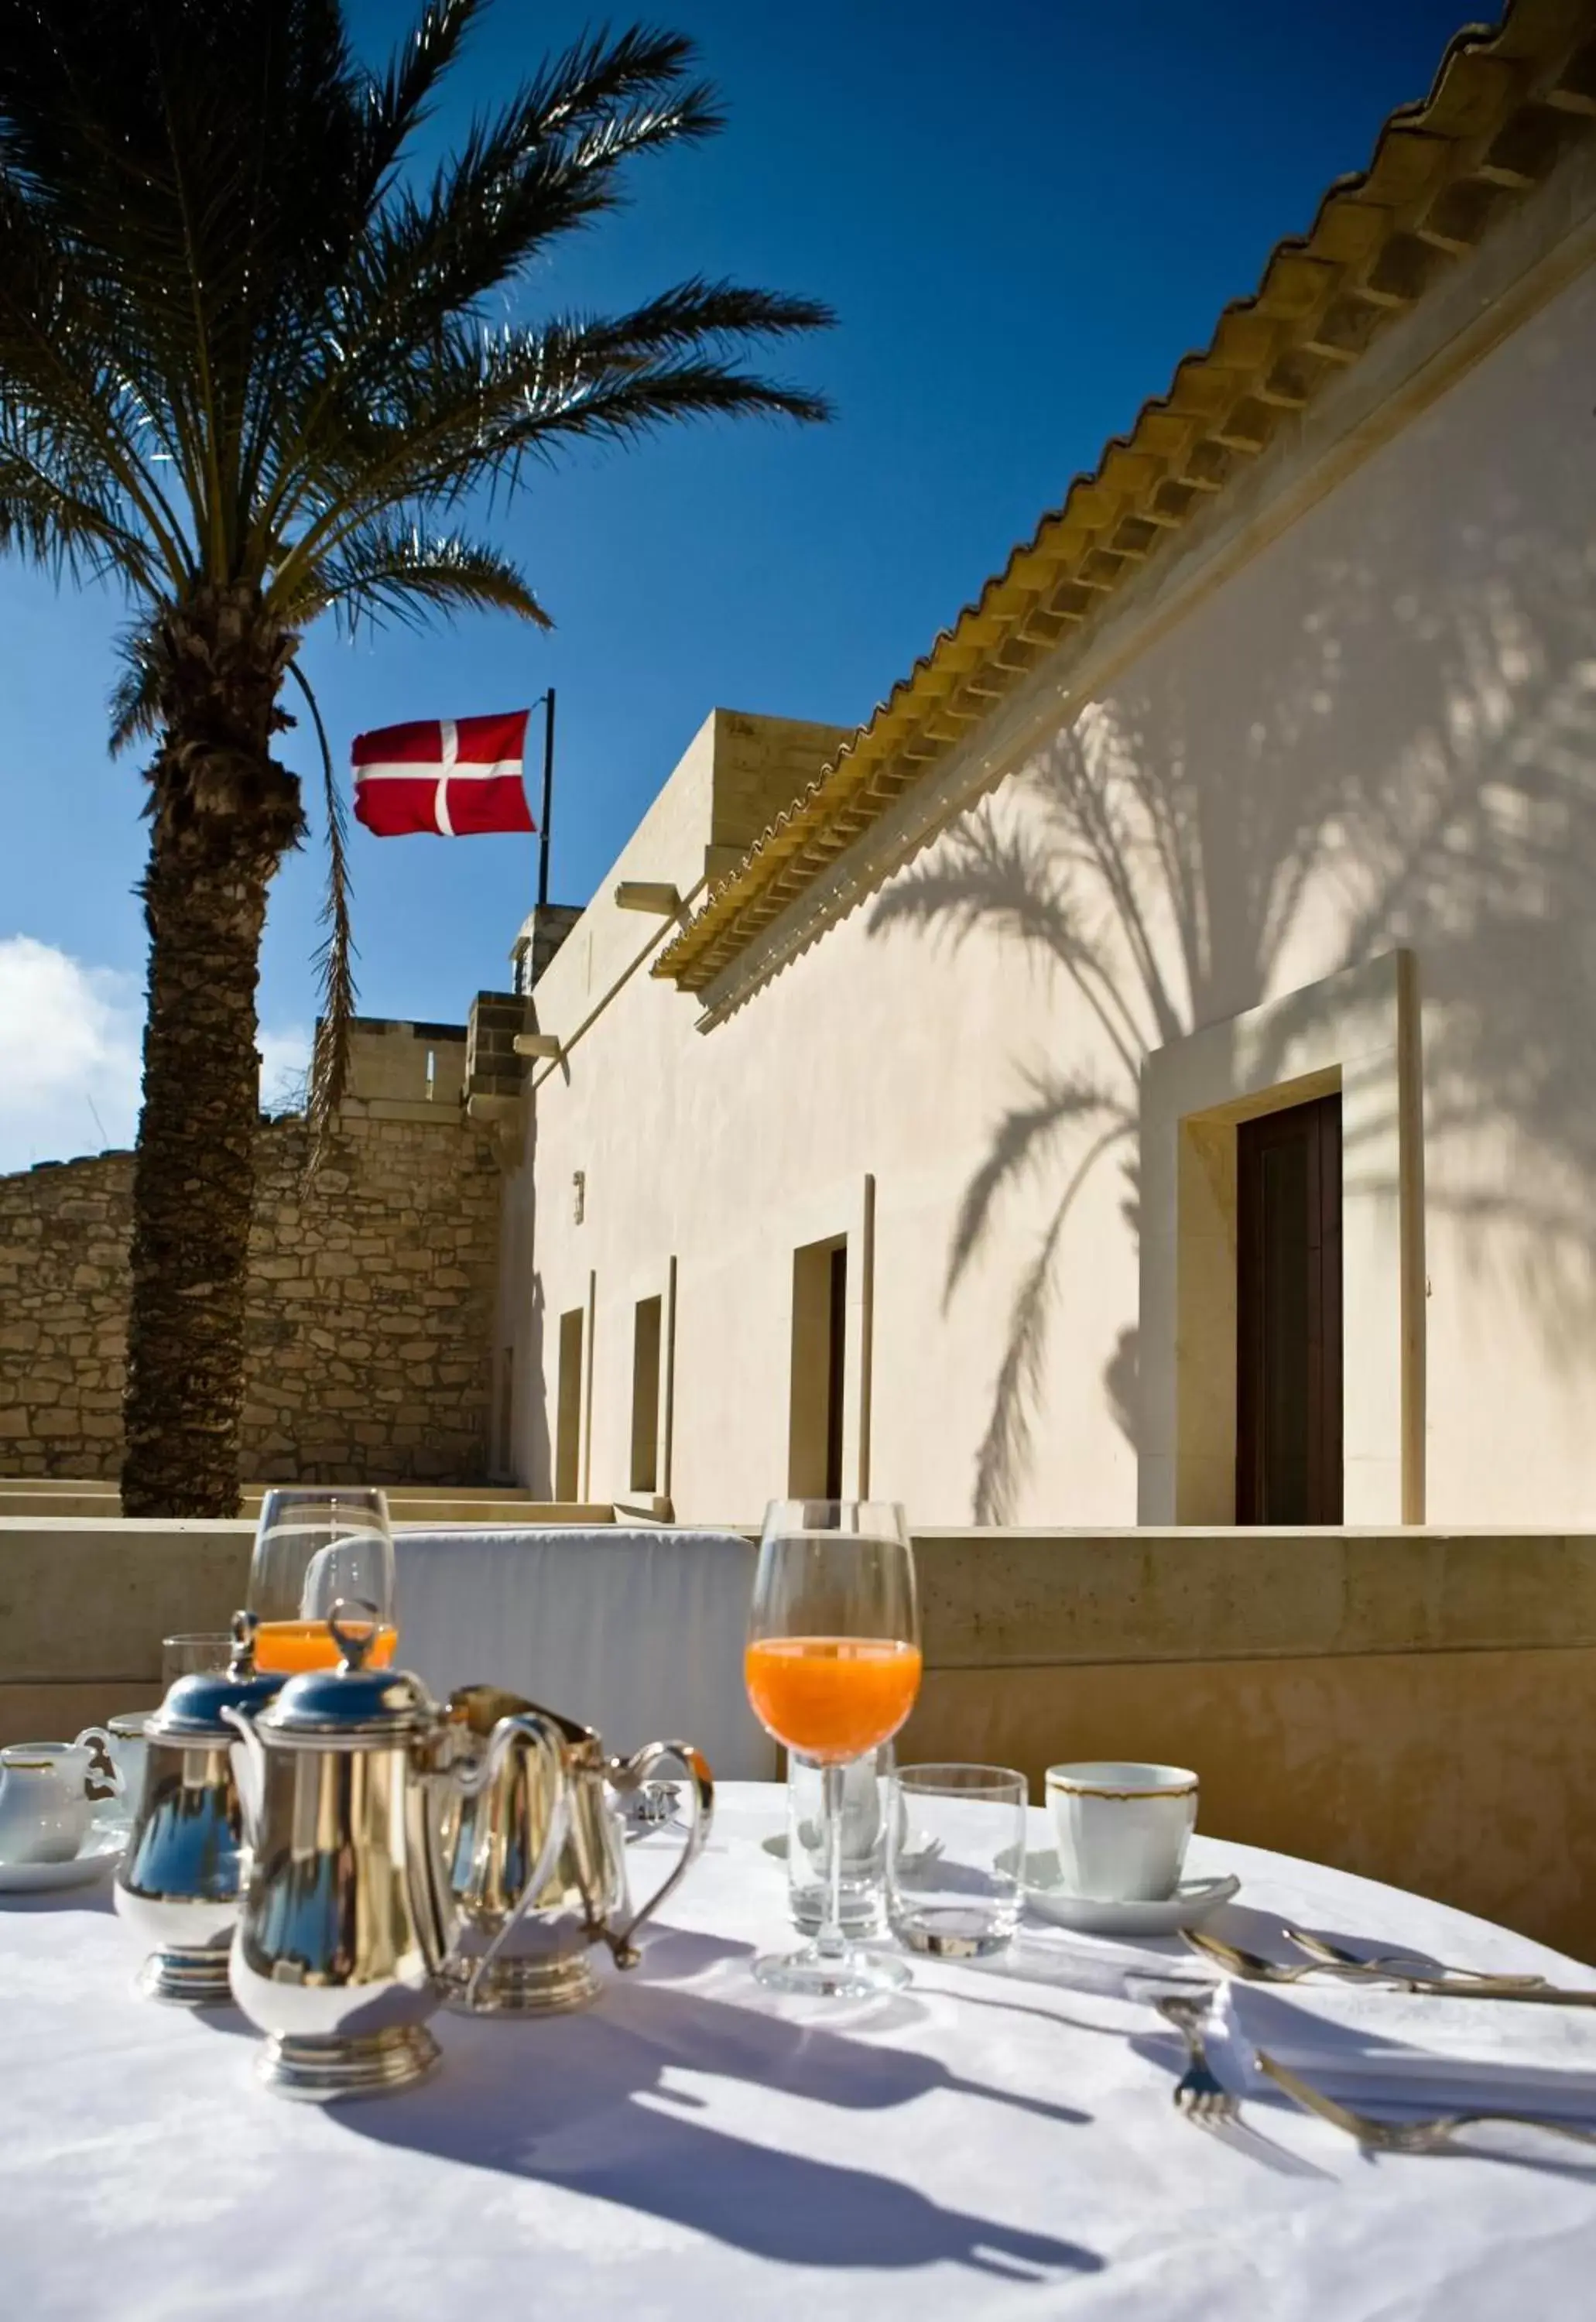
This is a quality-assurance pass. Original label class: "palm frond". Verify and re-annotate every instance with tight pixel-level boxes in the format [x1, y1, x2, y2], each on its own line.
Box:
[361, 0, 487, 169]
[108, 620, 163, 753]
[0, 175, 196, 584]
[257, 22, 725, 532]
[285, 661, 358, 1156]
[296, 522, 550, 635]
[270, 292, 831, 594]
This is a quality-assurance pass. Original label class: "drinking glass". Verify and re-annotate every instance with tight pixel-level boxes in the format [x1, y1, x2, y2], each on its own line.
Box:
[786, 1744, 894, 1937]
[247, 1488, 396, 1675]
[160, 1634, 233, 1686]
[887, 1763, 1027, 1958]
[745, 1498, 920, 1997]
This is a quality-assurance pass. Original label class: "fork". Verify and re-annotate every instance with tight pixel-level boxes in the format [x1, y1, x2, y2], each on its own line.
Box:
[1282, 1926, 1546, 1990]
[1156, 1993, 1242, 2128]
[1255, 2048, 1596, 2154]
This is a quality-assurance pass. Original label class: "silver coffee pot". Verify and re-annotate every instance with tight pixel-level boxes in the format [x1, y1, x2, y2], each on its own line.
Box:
[440, 1684, 714, 2015]
[222, 1606, 570, 2101]
[114, 1611, 286, 2004]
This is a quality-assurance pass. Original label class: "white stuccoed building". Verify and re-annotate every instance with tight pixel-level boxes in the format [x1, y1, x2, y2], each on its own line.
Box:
[491, 5, 1596, 1532]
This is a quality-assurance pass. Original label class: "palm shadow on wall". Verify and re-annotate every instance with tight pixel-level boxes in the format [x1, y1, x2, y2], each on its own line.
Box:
[867, 431, 1596, 1519]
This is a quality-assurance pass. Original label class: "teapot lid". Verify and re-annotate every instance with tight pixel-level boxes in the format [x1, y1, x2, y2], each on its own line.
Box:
[255, 1602, 434, 1740]
[148, 1611, 287, 1739]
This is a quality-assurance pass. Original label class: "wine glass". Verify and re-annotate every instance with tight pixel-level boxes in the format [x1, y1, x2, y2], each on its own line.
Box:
[248, 1488, 396, 1675]
[745, 1498, 920, 1996]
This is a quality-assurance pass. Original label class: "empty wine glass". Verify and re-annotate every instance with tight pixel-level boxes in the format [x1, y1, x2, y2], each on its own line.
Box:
[248, 1488, 396, 1674]
[745, 1498, 920, 1998]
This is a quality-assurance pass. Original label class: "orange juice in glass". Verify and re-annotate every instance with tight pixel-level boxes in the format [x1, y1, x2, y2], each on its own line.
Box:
[252, 1618, 399, 1675]
[744, 1636, 921, 1763]
[248, 1488, 396, 1678]
[745, 1499, 920, 1999]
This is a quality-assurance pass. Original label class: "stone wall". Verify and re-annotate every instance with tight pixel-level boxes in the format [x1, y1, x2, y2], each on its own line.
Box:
[242, 1105, 501, 1482]
[0, 1019, 504, 1488]
[0, 1156, 130, 1471]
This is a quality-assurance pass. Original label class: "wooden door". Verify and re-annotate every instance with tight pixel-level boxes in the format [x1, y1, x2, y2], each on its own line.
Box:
[1235, 1094, 1343, 1523]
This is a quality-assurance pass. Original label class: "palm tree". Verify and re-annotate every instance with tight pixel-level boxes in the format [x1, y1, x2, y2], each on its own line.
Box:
[0, 0, 831, 1515]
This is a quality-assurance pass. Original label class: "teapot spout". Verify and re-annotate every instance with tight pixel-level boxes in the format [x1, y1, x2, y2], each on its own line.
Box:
[218, 1705, 267, 1842]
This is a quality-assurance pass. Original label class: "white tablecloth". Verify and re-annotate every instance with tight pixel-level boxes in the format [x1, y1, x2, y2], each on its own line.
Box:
[4, 1788, 1594, 2321]
[392, 1528, 775, 1780]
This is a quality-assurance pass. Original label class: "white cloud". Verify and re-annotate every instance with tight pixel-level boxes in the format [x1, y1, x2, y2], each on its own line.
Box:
[0, 937, 313, 1173]
[258, 1023, 314, 1115]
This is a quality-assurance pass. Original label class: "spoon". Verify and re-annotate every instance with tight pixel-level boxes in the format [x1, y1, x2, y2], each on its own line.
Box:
[1183, 1927, 1345, 1984]
[1184, 1925, 1596, 2004]
[1282, 1924, 1547, 1989]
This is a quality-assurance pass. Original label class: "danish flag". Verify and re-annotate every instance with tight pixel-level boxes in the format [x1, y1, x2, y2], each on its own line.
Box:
[351, 711, 535, 837]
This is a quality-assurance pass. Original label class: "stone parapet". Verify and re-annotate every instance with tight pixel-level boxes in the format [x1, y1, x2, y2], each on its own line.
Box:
[464, 990, 528, 1102]
[511, 903, 581, 993]
[2, 1518, 1593, 1957]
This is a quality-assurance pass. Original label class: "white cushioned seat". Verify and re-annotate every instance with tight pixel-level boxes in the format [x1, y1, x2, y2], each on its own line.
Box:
[392, 1527, 775, 1781]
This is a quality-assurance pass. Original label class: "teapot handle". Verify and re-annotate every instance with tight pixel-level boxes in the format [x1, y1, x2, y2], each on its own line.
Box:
[75, 1727, 124, 1800]
[602, 1742, 715, 1969]
[454, 1711, 570, 2011]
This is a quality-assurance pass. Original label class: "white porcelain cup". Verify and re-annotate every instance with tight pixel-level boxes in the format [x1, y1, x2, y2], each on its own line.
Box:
[1045, 1761, 1199, 1902]
[0, 1734, 122, 1865]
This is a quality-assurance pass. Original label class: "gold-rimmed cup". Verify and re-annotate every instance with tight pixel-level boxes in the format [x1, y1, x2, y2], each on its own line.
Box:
[1045, 1761, 1198, 1902]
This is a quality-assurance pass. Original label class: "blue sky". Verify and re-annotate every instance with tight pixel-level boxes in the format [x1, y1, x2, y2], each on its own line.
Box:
[0, 0, 1468, 1165]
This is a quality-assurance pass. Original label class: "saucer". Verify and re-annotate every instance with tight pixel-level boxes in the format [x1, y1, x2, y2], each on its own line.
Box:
[0, 1824, 126, 1895]
[1024, 1851, 1239, 1936]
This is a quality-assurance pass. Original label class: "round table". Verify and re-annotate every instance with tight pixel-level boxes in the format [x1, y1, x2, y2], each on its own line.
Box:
[3, 1784, 1594, 2320]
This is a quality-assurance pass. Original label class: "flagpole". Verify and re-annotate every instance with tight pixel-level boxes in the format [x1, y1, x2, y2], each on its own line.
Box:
[536, 687, 557, 909]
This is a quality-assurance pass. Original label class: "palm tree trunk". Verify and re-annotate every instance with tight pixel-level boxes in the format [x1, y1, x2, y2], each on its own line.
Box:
[120, 589, 302, 1517]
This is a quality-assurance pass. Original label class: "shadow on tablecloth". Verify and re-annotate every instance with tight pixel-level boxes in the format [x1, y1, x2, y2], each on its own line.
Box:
[341, 1927, 1105, 2283]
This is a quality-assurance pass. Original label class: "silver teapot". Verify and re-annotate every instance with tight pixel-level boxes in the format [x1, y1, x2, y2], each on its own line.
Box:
[440, 1685, 714, 2015]
[114, 1612, 286, 2004]
[221, 1606, 570, 2101]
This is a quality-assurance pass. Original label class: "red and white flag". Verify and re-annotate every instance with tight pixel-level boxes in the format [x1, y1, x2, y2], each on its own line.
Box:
[351, 710, 535, 837]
